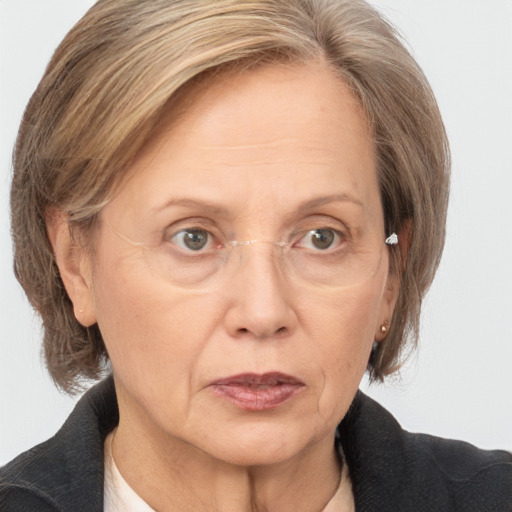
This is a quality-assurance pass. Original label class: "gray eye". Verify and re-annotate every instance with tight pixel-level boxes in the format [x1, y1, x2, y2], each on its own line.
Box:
[310, 229, 335, 250]
[173, 229, 211, 251]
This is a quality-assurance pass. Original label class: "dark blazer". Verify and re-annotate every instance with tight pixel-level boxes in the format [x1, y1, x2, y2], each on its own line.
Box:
[1, 376, 511, 511]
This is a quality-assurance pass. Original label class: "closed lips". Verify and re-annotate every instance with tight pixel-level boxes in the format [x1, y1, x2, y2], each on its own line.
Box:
[209, 372, 305, 411]
[210, 372, 304, 387]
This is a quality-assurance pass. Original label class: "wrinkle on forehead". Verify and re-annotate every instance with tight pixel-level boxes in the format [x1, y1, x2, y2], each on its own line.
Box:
[108, 61, 381, 236]
[151, 61, 372, 144]
[197, 137, 329, 152]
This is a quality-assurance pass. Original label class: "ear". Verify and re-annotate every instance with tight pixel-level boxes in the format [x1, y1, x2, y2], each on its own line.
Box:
[374, 221, 411, 341]
[374, 271, 399, 342]
[46, 209, 97, 327]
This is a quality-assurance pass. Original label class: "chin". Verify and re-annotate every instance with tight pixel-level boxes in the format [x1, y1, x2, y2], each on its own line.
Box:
[213, 444, 300, 468]
[197, 422, 317, 467]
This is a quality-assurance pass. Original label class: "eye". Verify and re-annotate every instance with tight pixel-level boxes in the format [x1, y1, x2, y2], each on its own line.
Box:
[296, 228, 342, 251]
[171, 228, 214, 251]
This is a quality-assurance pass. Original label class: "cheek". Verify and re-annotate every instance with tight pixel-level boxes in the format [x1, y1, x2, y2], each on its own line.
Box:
[90, 251, 221, 398]
[302, 280, 385, 421]
[302, 278, 384, 357]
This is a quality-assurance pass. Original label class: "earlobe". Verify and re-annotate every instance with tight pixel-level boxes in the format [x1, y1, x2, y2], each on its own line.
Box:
[375, 318, 393, 343]
[375, 265, 401, 342]
[375, 293, 396, 342]
[375, 300, 394, 342]
[45, 209, 97, 327]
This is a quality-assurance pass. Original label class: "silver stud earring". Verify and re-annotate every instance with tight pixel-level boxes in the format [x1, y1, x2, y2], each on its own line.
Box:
[385, 233, 398, 245]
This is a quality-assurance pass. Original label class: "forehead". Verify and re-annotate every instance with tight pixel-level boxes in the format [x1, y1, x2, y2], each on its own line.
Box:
[105, 62, 380, 226]
[147, 61, 372, 162]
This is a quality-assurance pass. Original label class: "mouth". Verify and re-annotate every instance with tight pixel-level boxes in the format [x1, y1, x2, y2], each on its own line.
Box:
[209, 372, 305, 411]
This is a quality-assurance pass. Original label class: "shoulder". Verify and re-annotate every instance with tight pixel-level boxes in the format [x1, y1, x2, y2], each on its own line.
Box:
[407, 430, 512, 507]
[0, 377, 118, 512]
[340, 391, 512, 512]
[0, 482, 60, 511]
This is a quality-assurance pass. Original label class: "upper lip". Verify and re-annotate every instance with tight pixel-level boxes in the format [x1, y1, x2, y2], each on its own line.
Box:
[210, 372, 304, 387]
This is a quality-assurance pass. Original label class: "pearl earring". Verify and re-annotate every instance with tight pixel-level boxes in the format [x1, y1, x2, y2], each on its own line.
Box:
[380, 321, 390, 334]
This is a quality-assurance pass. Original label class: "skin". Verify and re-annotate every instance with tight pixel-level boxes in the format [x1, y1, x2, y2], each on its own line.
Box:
[49, 62, 398, 511]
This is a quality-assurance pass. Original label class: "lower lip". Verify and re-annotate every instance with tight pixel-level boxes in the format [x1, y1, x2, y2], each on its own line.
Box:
[210, 383, 304, 411]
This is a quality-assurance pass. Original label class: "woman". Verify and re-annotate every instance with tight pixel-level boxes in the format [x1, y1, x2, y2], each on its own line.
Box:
[1, 0, 511, 510]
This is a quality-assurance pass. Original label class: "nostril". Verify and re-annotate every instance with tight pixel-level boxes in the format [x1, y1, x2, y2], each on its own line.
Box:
[235, 326, 288, 338]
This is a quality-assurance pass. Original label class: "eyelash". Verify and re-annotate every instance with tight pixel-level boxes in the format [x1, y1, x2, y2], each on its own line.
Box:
[170, 228, 220, 252]
[167, 225, 348, 254]
[294, 228, 345, 251]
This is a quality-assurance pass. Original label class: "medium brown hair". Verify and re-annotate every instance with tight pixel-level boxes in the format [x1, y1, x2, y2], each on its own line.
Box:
[11, 0, 450, 393]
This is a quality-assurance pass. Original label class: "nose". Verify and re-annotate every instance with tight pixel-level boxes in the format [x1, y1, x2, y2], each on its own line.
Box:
[222, 243, 297, 340]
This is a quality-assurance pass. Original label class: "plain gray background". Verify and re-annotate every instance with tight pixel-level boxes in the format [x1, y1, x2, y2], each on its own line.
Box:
[1, 0, 511, 465]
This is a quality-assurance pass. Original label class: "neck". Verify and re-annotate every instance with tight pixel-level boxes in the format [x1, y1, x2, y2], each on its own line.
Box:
[112, 410, 343, 512]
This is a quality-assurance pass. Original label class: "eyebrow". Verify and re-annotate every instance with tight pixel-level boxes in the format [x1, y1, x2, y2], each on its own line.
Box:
[296, 194, 364, 211]
[153, 198, 231, 217]
[154, 193, 363, 217]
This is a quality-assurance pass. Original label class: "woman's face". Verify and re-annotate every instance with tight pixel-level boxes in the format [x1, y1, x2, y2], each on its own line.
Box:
[81, 63, 397, 465]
